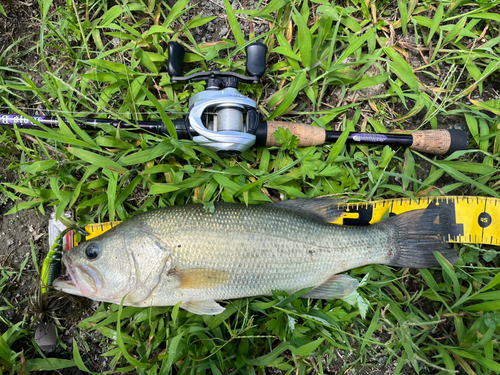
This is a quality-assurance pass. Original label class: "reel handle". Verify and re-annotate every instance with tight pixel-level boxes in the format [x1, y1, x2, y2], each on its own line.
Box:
[245, 42, 267, 80]
[167, 41, 267, 84]
[168, 42, 185, 77]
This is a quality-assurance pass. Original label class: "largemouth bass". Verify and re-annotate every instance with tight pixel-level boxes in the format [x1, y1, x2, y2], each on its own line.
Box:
[53, 199, 458, 315]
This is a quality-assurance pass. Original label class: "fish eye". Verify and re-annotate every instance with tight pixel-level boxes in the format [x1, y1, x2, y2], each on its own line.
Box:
[85, 243, 100, 260]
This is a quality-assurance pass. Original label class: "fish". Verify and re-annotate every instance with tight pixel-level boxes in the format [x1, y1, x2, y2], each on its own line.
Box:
[53, 199, 458, 315]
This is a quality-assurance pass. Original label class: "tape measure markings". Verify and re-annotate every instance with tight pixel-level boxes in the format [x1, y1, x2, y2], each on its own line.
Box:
[70, 197, 498, 246]
[74, 221, 123, 246]
[330, 196, 499, 246]
[481, 199, 487, 240]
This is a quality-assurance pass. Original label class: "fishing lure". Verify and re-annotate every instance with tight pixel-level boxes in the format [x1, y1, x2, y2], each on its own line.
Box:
[41, 227, 88, 293]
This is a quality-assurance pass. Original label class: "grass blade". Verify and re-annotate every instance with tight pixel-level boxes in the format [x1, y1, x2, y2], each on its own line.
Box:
[141, 88, 177, 139]
[292, 8, 311, 68]
[164, 0, 191, 27]
[433, 252, 460, 300]
[223, 0, 245, 47]
[253, 0, 291, 17]
[398, 0, 408, 36]
[25, 358, 76, 372]
[384, 47, 419, 92]
[67, 148, 129, 174]
[269, 71, 307, 120]
[428, 3, 444, 44]
[337, 28, 376, 65]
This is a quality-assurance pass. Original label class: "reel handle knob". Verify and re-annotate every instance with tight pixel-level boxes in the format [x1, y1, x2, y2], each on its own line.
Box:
[168, 42, 185, 79]
[245, 42, 267, 81]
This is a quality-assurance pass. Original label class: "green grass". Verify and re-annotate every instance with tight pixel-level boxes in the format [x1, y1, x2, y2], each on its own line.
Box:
[1, 0, 500, 374]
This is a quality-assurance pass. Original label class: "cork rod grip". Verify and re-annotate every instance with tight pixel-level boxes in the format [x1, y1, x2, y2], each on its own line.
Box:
[265, 121, 326, 147]
[410, 130, 451, 154]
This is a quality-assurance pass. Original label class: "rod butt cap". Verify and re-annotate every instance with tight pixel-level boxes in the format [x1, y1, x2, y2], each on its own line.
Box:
[446, 129, 469, 155]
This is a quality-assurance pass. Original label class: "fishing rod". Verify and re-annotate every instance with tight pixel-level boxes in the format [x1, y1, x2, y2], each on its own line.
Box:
[1, 42, 469, 156]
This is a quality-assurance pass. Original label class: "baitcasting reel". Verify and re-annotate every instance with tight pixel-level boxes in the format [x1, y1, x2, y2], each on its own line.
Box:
[167, 41, 267, 155]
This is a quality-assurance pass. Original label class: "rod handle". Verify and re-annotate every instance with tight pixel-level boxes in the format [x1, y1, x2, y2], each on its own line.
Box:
[410, 129, 469, 155]
[264, 121, 326, 147]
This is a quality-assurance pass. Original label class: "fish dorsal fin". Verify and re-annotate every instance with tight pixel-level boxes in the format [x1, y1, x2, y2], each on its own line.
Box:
[173, 269, 230, 289]
[301, 274, 359, 300]
[273, 198, 346, 223]
[181, 300, 225, 315]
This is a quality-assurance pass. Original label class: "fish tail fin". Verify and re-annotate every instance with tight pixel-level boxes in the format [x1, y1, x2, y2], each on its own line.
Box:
[381, 209, 458, 269]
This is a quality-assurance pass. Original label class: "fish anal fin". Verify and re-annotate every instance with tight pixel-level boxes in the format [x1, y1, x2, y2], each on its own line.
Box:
[173, 269, 230, 289]
[181, 300, 225, 315]
[274, 198, 346, 222]
[302, 274, 359, 300]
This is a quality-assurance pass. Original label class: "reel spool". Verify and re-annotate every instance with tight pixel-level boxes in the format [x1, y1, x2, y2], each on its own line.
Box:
[211, 106, 244, 133]
[168, 41, 267, 155]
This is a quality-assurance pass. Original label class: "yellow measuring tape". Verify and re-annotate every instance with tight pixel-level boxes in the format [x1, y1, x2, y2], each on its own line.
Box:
[74, 221, 122, 245]
[328, 196, 498, 245]
[73, 196, 499, 246]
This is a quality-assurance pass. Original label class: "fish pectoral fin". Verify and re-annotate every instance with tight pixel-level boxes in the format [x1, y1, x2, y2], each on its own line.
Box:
[181, 300, 225, 315]
[302, 274, 359, 300]
[173, 269, 230, 289]
[273, 197, 346, 223]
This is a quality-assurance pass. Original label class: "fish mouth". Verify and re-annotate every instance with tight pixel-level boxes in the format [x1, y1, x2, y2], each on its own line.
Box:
[53, 256, 82, 295]
[53, 256, 101, 297]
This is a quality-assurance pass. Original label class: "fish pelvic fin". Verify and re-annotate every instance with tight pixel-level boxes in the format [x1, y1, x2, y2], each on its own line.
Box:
[381, 209, 459, 268]
[273, 197, 347, 222]
[301, 274, 359, 300]
[173, 269, 230, 289]
[181, 300, 225, 315]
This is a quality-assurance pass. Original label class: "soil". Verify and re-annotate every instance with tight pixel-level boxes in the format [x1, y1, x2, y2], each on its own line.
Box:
[0, 159, 47, 333]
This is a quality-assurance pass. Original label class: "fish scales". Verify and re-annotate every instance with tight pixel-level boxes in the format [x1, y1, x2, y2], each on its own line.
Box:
[53, 200, 458, 315]
[128, 204, 387, 301]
